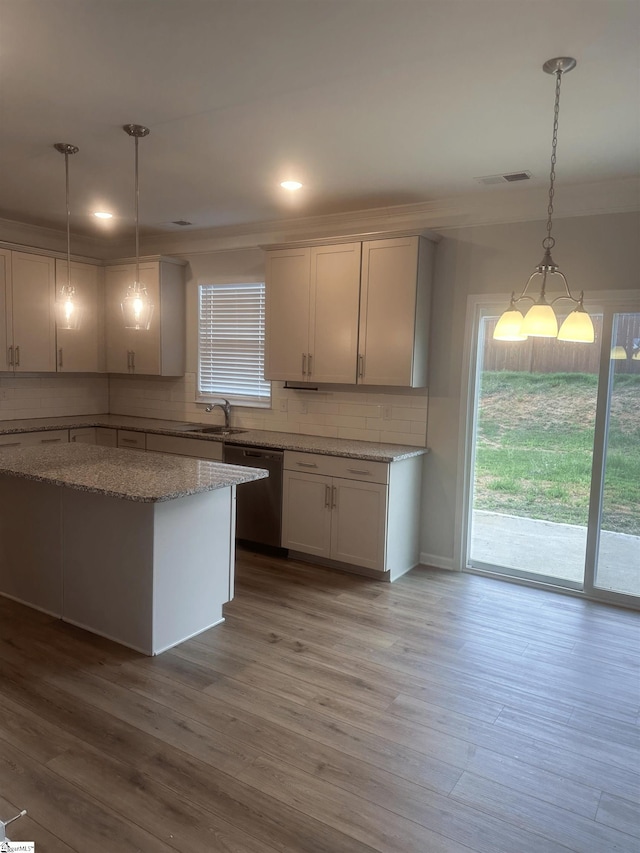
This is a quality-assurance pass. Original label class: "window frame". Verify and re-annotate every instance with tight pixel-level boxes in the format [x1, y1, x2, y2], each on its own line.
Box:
[196, 281, 271, 409]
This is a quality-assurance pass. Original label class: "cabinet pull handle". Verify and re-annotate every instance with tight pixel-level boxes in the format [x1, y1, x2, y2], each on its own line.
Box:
[121, 438, 138, 444]
[297, 461, 318, 468]
[71, 435, 77, 442]
[331, 485, 337, 508]
[348, 468, 371, 476]
[14, 346, 20, 367]
[301, 352, 307, 376]
[307, 353, 312, 376]
[58, 348, 63, 368]
[131, 350, 135, 372]
[0, 442, 21, 448]
[7, 346, 13, 367]
[324, 484, 331, 508]
[358, 353, 364, 378]
[41, 438, 62, 444]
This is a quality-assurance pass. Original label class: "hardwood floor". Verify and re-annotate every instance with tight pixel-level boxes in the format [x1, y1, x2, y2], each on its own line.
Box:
[1, 550, 639, 852]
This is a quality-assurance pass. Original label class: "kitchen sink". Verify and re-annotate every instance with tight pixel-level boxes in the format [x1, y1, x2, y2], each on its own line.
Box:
[187, 426, 247, 436]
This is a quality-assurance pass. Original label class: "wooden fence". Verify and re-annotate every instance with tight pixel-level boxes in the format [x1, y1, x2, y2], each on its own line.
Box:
[482, 313, 640, 375]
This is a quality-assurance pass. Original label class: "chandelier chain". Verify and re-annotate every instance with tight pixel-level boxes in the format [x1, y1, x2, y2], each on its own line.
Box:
[543, 69, 563, 251]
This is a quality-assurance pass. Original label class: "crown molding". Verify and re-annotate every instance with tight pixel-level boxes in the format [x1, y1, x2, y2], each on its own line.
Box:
[136, 176, 639, 257]
[1, 177, 637, 261]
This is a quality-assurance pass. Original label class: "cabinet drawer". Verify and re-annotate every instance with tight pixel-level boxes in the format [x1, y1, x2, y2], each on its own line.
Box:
[70, 427, 97, 444]
[146, 433, 223, 461]
[284, 450, 388, 484]
[0, 429, 70, 449]
[117, 430, 146, 451]
[96, 427, 118, 447]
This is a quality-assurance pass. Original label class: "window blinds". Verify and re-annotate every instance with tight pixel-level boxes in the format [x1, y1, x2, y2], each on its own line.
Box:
[198, 282, 271, 404]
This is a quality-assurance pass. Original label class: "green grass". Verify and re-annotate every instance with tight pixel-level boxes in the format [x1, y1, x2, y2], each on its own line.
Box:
[474, 371, 640, 534]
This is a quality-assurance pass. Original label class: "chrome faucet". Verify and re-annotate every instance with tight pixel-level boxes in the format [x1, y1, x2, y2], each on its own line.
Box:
[205, 399, 231, 428]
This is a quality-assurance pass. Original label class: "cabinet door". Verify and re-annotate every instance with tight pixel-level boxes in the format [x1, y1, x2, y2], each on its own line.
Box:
[10, 252, 56, 372]
[309, 243, 361, 384]
[56, 261, 102, 373]
[105, 263, 160, 374]
[282, 470, 332, 556]
[70, 427, 97, 445]
[265, 247, 311, 381]
[358, 237, 420, 387]
[0, 250, 10, 370]
[330, 477, 388, 571]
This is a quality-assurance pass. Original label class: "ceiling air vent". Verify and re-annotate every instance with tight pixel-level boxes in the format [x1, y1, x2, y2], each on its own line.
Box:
[475, 171, 532, 185]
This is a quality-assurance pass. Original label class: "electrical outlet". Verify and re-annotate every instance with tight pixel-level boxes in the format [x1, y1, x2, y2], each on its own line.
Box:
[383, 404, 393, 420]
[278, 398, 288, 413]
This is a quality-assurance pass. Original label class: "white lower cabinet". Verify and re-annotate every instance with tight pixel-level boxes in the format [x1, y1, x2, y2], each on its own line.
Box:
[282, 450, 421, 578]
[69, 427, 97, 445]
[0, 429, 69, 449]
[145, 433, 223, 461]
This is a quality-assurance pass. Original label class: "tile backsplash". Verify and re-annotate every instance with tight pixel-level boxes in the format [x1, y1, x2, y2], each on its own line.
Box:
[109, 373, 428, 446]
[0, 372, 428, 446]
[0, 376, 109, 420]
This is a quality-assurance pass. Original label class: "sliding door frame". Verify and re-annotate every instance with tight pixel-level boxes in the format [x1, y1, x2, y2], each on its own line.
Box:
[457, 289, 640, 608]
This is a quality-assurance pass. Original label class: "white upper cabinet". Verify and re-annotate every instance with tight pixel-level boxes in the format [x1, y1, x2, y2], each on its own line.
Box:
[104, 258, 185, 376]
[310, 242, 361, 383]
[56, 260, 103, 373]
[265, 235, 434, 388]
[265, 242, 361, 384]
[358, 236, 433, 387]
[2, 251, 56, 372]
[265, 247, 310, 382]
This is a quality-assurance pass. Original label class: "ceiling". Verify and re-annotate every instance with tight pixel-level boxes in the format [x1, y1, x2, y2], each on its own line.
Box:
[0, 0, 638, 239]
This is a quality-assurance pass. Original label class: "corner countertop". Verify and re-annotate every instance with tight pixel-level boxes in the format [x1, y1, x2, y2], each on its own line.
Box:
[0, 414, 428, 463]
[0, 444, 268, 503]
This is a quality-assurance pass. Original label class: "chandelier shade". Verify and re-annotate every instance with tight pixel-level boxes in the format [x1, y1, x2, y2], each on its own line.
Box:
[493, 58, 595, 345]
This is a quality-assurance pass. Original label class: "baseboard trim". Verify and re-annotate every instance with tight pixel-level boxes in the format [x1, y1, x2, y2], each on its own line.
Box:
[419, 552, 458, 571]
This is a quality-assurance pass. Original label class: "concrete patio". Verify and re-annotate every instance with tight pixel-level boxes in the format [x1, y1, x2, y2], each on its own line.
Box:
[470, 510, 640, 596]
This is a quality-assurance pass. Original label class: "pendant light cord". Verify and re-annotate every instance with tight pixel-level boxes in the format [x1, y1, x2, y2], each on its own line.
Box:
[135, 134, 140, 287]
[65, 149, 71, 290]
[543, 69, 563, 252]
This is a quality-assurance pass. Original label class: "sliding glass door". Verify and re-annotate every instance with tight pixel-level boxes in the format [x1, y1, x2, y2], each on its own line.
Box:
[464, 298, 639, 606]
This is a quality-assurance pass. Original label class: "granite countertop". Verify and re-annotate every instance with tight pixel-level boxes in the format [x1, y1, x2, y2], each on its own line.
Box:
[0, 414, 428, 463]
[0, 444, 268, 503]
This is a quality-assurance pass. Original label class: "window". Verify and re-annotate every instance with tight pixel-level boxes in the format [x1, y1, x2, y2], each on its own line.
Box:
[197, 282, 271, 406]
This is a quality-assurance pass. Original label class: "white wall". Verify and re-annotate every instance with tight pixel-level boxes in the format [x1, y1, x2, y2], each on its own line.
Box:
[422, 210, 640, 568]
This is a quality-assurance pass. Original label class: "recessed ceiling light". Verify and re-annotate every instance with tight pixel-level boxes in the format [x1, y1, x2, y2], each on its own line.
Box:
[93, 211, 113, 219]
[280, 180, 303, 191]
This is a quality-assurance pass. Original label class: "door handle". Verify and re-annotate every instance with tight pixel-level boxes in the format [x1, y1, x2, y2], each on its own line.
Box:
[14, 346, 20, 367]
[358, 353, 364, 378]
[302, 352, 307, 376]
[131, 351, 135, 372]
[7, 346, 13, 367]
[296, 461, 318, 468]
[58, 348, 63, 368]
[331, 485, 337, 508]
[307, 353, 312, 376]
[325, 484, 331, 508]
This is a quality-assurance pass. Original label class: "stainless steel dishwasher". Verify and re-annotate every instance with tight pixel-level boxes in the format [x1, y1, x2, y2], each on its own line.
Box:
[223, 444, 284, 549]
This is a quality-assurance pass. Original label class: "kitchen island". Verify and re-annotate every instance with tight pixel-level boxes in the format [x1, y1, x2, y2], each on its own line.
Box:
[0, 444, 267, 654]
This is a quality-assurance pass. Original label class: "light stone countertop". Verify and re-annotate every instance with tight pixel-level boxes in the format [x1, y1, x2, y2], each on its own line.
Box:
[0, 444, 268, 503]
[0, 414, 428, 463]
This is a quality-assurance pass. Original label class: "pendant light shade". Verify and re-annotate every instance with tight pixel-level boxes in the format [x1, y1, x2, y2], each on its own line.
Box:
[493, 58, 595, 345]
[53, 142, 82, 331]
[493, 296, 527, 341]
[557, 302, 595, 343]
[521, 297, 558, 338]
[122, 124, 153, 330]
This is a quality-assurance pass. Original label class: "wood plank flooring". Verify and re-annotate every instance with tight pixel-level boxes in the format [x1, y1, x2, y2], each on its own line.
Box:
[0, 550, 639, 852]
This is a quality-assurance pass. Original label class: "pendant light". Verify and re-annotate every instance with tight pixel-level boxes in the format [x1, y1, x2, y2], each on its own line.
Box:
[494, 58, 595, 344]
[122, 124, 154, 330]
[53, 142, 82, 330]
